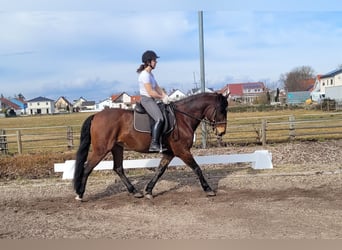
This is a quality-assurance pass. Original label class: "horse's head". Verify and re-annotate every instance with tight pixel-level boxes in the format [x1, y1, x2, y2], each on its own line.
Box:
[204, 93, 229, 136]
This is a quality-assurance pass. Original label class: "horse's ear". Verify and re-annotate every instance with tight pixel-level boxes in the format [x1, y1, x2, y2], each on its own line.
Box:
[222, 91, 230, 99]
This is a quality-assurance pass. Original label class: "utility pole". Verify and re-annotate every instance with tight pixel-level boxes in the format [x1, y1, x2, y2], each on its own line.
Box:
[198, 10, 207, 149]
[193, 72, 198, 89]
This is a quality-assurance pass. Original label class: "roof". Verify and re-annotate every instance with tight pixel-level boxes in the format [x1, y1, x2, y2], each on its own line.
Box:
[27, 96, 55, 102]
[227, 84, 243, 96]
[111, 92, 130, 102]
[10, 98, 27, 109]
[296, 78, 316, 92]
[111, 93, 122, 102]
[219, 82, 265, 97]
[242, 82, 265, 90]
[130, 95, 141, 104]
[320, 68, 342, 78]
[56, 96, 73, 106]
[169, 89, 186, 96]
[73, 97, 87, 103]
[81, 101, 95, 106]
[0, 97, 21, 110]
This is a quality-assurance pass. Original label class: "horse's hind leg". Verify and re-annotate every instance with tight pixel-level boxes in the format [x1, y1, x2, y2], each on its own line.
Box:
[112, 145, 143, 198]
[76, 152, 106, 200]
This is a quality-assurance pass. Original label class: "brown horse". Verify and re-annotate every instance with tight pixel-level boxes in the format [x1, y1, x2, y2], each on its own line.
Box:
[73, 92, 228, 201]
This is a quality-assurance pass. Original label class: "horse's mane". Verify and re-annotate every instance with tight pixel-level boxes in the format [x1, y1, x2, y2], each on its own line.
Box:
[173, 92, 220, 105]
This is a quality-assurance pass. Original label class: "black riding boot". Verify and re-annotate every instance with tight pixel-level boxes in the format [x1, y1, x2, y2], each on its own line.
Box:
[149, 120, 164, 152]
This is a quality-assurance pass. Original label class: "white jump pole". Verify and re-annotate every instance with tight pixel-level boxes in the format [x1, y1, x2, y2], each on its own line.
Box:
[54, 150, 273, 180]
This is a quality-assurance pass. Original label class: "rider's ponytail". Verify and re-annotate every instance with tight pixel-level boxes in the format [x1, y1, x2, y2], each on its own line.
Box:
[136, 63, 146, 73]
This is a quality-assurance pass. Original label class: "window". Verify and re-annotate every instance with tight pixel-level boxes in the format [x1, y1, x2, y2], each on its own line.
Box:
[37, 102, 40, 106]
[331, 79, 333, 85]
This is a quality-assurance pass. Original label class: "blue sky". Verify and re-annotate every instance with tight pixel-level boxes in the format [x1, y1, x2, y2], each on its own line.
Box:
[1, 1, 342, 102]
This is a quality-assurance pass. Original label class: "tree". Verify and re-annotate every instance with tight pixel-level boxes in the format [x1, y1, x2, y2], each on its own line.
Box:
[279, 66, 315, 92]
[17, 93, 25, 100]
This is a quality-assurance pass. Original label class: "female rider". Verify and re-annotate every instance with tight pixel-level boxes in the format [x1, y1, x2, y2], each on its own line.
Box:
[137, 50, 169, 152]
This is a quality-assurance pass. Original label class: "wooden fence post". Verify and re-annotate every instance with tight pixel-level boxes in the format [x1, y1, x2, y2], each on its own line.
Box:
[16, 130, 22, 154]
[67, 126, 74, 150]
[289, 115, 296, 141]
[0, 129, 8, 154]
[261, 119, 267, 146]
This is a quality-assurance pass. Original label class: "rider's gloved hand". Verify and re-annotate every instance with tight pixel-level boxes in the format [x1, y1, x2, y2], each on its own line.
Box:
[162, 95, 170, 104]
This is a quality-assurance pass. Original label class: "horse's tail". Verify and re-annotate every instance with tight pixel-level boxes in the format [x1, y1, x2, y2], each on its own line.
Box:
[73, 114, 94, 192]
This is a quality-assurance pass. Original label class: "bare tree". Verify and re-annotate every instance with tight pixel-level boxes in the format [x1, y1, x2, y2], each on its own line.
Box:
[280, 66, 315, 92]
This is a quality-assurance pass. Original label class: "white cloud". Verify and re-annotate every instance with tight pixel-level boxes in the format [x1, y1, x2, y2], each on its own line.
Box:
[1, 10, 342, 101]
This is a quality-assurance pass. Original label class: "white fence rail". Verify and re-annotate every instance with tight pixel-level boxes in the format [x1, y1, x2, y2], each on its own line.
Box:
[54, 150, 273, 179]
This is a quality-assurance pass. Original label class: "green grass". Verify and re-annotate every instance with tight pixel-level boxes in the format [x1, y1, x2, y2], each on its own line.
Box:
[0, 112, 95, 154]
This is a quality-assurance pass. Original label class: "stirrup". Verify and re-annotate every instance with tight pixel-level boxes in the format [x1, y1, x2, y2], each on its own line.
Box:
[149, 143, 160, 152]
[160, 144, 167, 152]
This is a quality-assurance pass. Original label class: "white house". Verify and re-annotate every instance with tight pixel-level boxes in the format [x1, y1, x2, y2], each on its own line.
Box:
[96, 97, 113, 111]
[27, 96, 55, 115]
[169, 89, 186, 101]
[219, 82, 266, 104]
[311, 68, 342, 101]
[111, 92, 132, 109]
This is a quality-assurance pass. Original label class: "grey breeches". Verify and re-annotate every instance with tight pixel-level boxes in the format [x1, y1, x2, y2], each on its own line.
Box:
[140, 96, 164, 122]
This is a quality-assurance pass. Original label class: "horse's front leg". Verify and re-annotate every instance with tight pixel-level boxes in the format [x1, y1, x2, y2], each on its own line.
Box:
[112, 145, 143, 198]
[180, 152, 216, 196]
[144, 154, 174, 199]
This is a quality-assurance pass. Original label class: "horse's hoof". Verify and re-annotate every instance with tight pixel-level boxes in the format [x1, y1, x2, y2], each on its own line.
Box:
[133, 192, 144, 198]
[75, 195, 83, 201]
[144, 193, 154, 200]
[206, 191, 216, 197]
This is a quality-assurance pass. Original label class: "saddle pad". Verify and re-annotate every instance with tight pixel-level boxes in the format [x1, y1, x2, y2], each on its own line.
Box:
[133, 111, 152, 133]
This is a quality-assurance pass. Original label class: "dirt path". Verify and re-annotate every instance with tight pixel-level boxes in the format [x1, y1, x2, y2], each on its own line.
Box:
[1, 140, 342, 239]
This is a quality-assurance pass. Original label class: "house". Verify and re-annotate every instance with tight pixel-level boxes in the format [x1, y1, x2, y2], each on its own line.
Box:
[311, 68, 342, 101]
[26, 96, 55, 115]
[111, 92, 132, 109]
[169, 89, 186, 101]
[72, 97, 87, 111]
[55, 96, 73, 113]
[10, 97, 27, 115]
[130, 95, 141, 109]
[219, 82, 266, 104]
[319, 68, 342, 93]
[96, 97, 112, 111]
[0, 97, 22, 116]
[80, 101, 96, 111]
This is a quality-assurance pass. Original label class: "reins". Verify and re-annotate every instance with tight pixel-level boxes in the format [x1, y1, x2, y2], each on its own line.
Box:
[172, 103, 226, 127]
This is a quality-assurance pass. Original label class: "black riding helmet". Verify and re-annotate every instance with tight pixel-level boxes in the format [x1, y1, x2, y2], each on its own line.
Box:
[142, 50, 159, 63]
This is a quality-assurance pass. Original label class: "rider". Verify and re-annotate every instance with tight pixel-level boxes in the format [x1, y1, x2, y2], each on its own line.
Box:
[137, 50, 170, 152]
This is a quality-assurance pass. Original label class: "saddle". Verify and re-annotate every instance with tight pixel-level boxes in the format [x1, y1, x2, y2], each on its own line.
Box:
[133, 102, 176, 135]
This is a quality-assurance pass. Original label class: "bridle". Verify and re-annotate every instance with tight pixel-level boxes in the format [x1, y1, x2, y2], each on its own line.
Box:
[172, 103, 227, 129]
